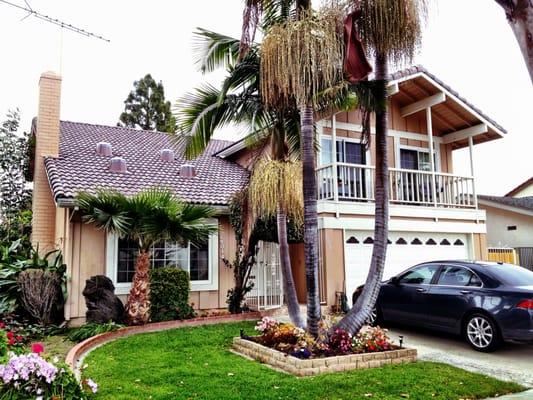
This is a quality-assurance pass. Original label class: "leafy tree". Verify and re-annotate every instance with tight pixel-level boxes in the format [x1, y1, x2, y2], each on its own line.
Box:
[76, 189, 215, 325]
[0, 109, 32, 244]
[118, 74, 177, 133]
[494, 0, 533, 84]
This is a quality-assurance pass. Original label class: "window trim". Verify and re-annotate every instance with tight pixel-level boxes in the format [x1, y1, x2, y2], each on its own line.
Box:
[434, 264, 484, 289]
[319, 135, 372, 166]
[397, 144, 441, 173]
[106, 220, 219, 295]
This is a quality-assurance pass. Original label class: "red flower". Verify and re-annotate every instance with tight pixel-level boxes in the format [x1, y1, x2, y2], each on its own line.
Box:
[15, 335, 23, 342]
[6, 331, 14, 340]
[8, 338, 15, 346]
[31, 342, 44, 354]
[0, 322, 5, 329]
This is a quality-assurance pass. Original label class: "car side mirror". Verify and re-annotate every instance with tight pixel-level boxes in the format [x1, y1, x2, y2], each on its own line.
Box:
[391, 276, 400, 285]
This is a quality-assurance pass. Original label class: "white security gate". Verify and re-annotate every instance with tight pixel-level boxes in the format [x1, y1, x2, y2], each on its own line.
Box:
[344, 231, 470, 305]
[245, 241, 284, 310]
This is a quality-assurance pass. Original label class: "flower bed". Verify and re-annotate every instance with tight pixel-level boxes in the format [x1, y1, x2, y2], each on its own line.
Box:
[232, 317, 417, 376]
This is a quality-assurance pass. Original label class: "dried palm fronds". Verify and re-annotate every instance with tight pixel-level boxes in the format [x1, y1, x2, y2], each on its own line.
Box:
[260, 6, 345, 109]
[356, 0, 427, 65]
[249, 158, 303, 225]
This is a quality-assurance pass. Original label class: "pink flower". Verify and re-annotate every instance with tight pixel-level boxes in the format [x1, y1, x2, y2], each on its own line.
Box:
[31, 343, 45, 354]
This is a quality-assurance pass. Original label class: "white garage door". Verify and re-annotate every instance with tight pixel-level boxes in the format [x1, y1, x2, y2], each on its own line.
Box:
[344, 231, 470, 305]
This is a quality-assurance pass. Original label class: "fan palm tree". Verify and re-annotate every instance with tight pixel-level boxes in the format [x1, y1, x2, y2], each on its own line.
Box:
[176, 28, 305, 328]
[336, 0, 427, 334]
[76, 189, 215, 325]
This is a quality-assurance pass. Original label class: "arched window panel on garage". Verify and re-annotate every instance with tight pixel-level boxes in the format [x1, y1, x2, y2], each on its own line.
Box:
[396, 237, 407, 245]
[387, 238, 392, 244]
[411, 238, 423, 245]
[346, 236, 359, 244]
[454, 239, 465, 246]
[363, 237, 374, 244]
[440, 239, 451, 245]
[426, 238, 437, 245]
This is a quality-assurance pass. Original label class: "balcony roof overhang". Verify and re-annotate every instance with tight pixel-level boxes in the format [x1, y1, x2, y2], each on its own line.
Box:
[389, 66, 506, 150]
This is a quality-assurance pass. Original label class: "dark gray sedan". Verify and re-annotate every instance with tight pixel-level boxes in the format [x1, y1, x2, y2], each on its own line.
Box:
[353, 261, 533, 352]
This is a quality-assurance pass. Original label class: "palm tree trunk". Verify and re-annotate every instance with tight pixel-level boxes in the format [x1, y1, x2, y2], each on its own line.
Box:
[495, 0, 533, 84]
[125, 250, 151, 325]
[300, 104, 321, 337]
[337, 53, 390, 335]
[277, 203, 305, 328]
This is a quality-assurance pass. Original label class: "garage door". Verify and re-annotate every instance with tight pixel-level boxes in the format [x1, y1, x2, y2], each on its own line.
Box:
[344, 231, 469, 305]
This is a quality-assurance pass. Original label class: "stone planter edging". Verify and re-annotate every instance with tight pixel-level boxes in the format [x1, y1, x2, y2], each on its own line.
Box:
[65, 312, 261, 375]
[232, 337, 417, 376]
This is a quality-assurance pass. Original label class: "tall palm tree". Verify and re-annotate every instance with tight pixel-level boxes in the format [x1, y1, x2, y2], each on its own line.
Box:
[76, 189, 215, 325]
[176, 28, 305, 327]
[336, 0, 427, 334]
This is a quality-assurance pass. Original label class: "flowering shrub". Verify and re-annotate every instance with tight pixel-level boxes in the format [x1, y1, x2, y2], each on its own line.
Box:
[353, 327, 394, 353]
[254, 317, 278, 334]
[0, 324, 26, 362]
[0, 349, 98, 399]
[328, 328, 353, 354]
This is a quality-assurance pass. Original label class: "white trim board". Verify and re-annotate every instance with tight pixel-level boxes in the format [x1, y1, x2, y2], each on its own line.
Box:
[319, 216, 486, 234]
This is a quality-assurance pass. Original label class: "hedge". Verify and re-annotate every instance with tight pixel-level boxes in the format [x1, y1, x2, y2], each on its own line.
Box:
[149, 267, 195, 322]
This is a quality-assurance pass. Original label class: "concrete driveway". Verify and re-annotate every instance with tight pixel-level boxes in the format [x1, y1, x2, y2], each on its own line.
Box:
[385, 324, 533, 387]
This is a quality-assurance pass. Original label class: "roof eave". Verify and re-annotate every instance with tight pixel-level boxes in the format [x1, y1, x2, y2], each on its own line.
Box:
[477, 198, 533, 217]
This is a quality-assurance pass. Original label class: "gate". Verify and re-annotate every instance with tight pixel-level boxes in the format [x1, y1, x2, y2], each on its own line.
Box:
[516, 247, 533, 271]
[245, 241, 284, 310]
[487, 247, 519, 264]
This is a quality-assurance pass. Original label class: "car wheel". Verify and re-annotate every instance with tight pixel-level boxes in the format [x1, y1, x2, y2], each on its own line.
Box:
[464, 313, 502, 352]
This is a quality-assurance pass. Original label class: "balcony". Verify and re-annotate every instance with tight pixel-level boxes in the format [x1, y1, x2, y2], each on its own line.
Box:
[317, 163, 476, 208]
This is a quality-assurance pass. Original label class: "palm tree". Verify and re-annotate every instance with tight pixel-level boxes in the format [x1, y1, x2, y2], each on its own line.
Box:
[76, 189, 215, 325]
[176, 28, 305, 327]
[336, 0, 427, 334]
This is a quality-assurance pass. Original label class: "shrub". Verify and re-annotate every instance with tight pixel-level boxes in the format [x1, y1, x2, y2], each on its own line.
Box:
[0, 331, 7, 364]
[352, 326, 394, 353]
[0, 352, 97, 399]
[17, 269, 60, 325]
[67, 322, 124, 343]
[328, 328, 353, 354]
[149, 267, 195, 322]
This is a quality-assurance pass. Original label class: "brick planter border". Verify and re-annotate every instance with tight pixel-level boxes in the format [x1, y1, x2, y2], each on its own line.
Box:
[232, 337, 417, 376]
[66, 312, 261, 375]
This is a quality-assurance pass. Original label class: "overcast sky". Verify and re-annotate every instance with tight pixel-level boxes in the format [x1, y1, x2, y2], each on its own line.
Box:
[0, 0, 531, 195]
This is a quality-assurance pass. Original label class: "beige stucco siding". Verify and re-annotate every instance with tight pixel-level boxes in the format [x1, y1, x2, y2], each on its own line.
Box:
[63, 215, 236, 321]
[479, 204, 533, 248]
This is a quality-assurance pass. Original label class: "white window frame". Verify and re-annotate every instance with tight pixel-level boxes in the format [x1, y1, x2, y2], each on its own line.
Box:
[396, 143, 441, 172]
[319, 135, 372, 166]
[106, 219, 219, 295]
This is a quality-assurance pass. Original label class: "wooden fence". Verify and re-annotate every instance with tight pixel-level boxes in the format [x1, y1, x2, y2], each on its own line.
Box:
[487, 248, 520, 264]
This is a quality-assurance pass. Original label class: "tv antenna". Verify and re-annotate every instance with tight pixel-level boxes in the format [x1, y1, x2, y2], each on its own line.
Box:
[0, 0, 110, 42]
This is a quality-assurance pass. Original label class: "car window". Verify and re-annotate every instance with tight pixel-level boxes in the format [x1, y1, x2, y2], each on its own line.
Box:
[399, 265, 439, 285]
[488, 264, 533, 286]
[437, 265, 482, 287]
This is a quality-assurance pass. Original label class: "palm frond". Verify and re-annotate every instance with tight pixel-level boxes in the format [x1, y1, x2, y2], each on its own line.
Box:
[76, 191, 131, 237]
[193, 28, 241, 74]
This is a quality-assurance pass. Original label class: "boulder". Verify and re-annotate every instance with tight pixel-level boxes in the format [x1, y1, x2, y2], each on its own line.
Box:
[82, 275, 125, 324]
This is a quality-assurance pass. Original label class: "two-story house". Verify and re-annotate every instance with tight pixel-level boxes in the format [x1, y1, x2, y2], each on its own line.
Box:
[31, 66, 505, 323]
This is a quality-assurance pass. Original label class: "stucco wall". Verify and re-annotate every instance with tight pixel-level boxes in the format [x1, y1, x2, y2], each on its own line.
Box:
[512, 185, 533, 198]
[479, 204, 533, 248]
[63, 215, 237, 321]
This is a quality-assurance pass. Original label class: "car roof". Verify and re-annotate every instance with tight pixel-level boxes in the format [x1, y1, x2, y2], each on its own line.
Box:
[414, 260, 509, 270]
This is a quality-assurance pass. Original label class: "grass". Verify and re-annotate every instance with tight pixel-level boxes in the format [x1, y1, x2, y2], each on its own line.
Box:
[39, 334, 76, 361]
[84, 321, 524, 400]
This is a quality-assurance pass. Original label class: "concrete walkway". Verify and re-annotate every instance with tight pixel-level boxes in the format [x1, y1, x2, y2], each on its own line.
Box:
[485, 390, 533, 399]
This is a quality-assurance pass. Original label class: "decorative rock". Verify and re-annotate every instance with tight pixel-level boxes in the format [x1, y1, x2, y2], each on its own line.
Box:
[82, 275, 125, 324]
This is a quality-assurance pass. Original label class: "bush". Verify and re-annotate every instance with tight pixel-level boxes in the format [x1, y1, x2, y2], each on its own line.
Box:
[17, 269, 60, 325]
[67, 322, 124, 343]
[149, 267, 195, 322]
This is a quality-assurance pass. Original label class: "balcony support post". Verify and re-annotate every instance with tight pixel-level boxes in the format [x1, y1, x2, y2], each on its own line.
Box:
[332, 114, 339, 203]
[469, 135, 477, 208]
[426, 107, 438, 207]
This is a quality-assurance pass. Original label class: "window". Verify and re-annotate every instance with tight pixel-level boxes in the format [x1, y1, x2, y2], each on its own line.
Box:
[399, 264, 439, 285]
[437, 265, 482, 287]
[320, 137, 333, 165]
[318, 137, 366, 165]
[400, 148, 435, 171]
[107, 223, 218, 294]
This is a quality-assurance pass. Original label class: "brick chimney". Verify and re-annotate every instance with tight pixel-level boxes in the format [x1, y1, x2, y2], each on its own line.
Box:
[31, 71, 61, 253]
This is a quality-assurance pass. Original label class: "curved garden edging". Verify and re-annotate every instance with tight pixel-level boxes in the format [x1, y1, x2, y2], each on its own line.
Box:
[66, 312, 261, 375]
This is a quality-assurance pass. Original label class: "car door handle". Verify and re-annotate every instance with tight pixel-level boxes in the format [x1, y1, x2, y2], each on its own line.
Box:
[460, 290, 472, 295]
[416, 288, 427, 293]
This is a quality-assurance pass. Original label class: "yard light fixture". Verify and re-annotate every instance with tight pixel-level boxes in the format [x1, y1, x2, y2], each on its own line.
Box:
[399, 335, 404, 349]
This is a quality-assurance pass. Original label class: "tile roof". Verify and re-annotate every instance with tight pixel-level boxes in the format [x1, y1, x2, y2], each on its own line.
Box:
[389, 65, 507, 134]
[44, 121, 249, 205]
[478, 195, 533, 212]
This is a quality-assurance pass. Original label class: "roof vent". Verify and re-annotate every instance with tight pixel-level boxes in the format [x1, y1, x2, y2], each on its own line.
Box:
[96, 142, 112, 156]
[180, 163, 196, 178]
[109, 157, 127, 173]
[160, 149, 175, 162]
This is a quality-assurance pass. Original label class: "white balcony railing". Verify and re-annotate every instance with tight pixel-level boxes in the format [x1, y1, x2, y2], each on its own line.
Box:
[317, 163, 476, 208]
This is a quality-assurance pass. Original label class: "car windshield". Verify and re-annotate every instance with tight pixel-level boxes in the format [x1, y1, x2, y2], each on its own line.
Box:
[488, 264, 533, 286]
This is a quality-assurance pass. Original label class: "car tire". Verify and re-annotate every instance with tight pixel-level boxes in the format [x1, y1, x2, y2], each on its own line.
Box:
[463, 313, 502, 352]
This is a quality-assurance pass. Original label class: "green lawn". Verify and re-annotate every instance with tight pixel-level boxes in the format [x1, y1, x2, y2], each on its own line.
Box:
[84, 321, 523, 400]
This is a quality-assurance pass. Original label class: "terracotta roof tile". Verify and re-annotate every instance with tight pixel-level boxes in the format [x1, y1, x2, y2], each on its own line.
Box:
[44, 121, 249, 205]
